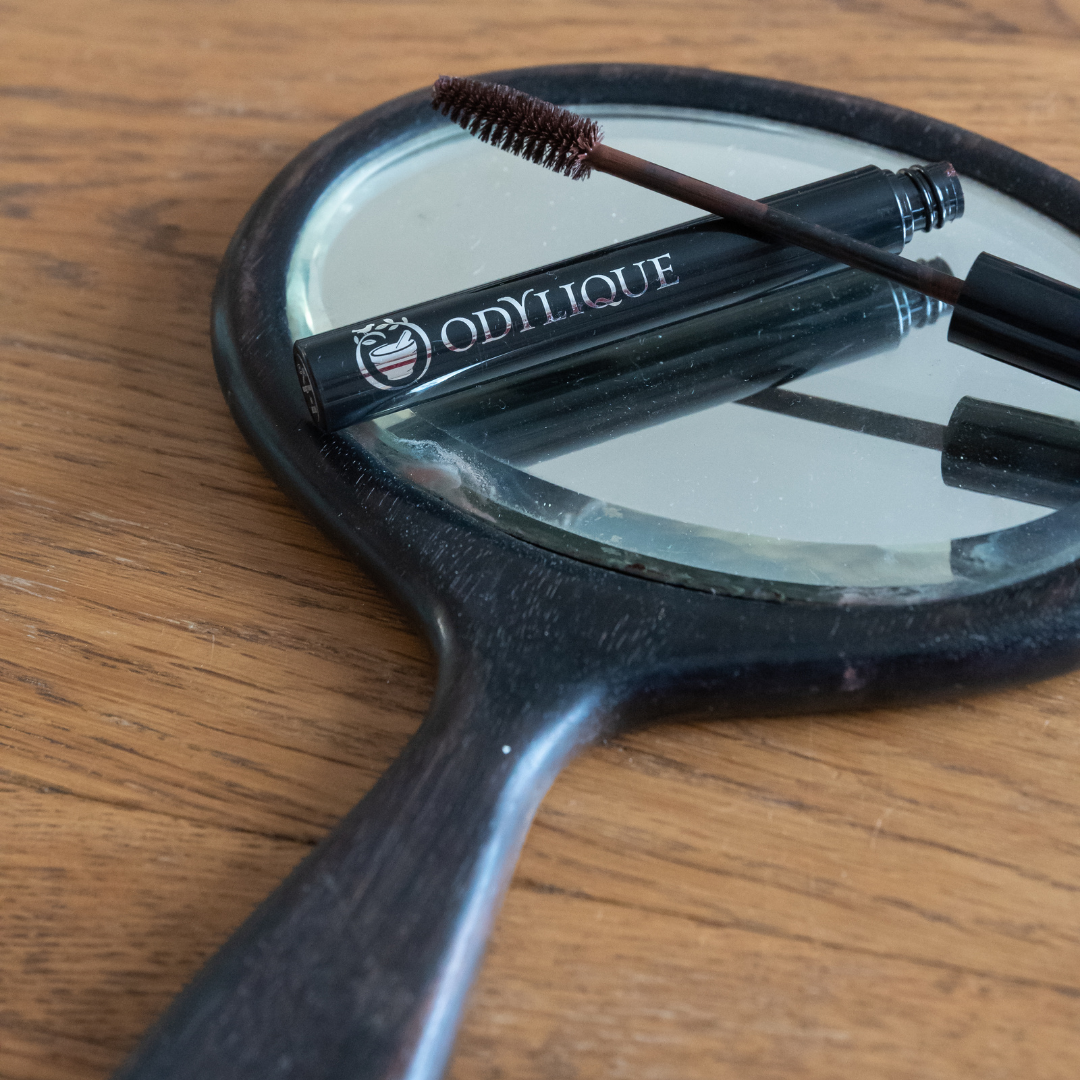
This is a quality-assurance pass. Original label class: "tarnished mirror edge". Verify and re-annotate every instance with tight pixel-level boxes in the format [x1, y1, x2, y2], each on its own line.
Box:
[364, 410, 1080, 605]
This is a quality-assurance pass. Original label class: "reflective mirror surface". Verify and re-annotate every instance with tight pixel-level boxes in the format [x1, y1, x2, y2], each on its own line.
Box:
[286, 107, 1080, 602]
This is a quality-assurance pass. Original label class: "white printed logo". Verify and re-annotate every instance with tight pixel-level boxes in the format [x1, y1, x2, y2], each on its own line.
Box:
[353, 318, 432, 391]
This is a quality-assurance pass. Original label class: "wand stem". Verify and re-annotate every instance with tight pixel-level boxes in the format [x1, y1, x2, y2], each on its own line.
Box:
[586, 143, 966, 306]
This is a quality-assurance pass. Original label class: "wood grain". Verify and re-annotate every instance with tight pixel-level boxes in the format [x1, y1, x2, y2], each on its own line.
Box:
[2, 2, 1079, 1078]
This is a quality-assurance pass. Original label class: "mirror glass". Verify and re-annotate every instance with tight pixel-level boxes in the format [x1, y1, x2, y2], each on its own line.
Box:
[286, 107, 1080, 603]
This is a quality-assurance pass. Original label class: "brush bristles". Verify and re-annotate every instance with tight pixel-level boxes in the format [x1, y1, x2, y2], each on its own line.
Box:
[432, 76, 602, 180]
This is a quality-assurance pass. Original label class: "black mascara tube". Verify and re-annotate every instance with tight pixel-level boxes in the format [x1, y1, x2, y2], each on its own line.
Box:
[418, 261, 951, 466]
[295, 162, 963, 430]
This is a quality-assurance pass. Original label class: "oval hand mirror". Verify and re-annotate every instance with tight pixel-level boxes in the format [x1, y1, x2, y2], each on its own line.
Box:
[117, 65, 1080, 1080]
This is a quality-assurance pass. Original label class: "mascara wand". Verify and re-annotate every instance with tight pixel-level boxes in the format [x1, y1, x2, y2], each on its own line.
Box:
[433, 76, 1080, 391]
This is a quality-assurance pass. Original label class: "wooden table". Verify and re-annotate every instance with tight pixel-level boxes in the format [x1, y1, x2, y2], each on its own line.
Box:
[3, 3, 1079, 1077]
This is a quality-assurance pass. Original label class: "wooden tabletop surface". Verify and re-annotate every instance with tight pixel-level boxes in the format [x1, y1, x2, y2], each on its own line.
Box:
[3, 2, 1080, 1078]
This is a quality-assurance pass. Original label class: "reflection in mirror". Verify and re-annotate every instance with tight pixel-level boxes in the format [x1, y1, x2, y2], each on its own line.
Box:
[419, 261, 952, 467]
[286, 107, 1080, 601]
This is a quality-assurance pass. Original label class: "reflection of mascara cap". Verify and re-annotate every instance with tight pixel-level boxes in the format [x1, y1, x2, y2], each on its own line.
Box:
[942, 395, 1080, 509]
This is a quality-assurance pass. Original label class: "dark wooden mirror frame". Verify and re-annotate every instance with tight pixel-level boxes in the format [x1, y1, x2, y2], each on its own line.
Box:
[114, 64, 1080, 1080]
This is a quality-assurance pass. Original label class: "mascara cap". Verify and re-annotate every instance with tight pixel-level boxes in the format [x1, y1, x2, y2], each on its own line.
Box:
[948, 252, 1080, 390]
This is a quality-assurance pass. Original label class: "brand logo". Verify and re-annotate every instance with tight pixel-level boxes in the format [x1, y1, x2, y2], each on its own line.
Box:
[353, 318, 432, 391]
[351, 252, 678, 393]
[437, 253, 679, 357]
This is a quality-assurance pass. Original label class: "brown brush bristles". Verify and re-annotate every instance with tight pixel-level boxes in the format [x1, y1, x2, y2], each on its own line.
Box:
[432, 76, 602, 180]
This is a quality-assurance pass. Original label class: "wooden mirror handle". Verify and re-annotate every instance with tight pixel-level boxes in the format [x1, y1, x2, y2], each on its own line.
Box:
[111, 651, 605, 1080]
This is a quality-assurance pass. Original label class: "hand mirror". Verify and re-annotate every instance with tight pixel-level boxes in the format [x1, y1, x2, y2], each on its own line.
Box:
[116, 65, 1080, 1080]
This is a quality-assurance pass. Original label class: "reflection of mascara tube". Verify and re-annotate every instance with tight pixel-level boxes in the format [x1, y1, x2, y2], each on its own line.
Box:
[421, 261, 950, 466]
[295, 162, 963, 430]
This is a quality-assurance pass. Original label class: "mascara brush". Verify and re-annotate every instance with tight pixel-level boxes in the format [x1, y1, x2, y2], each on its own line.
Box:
[433, 76, 1080, 392]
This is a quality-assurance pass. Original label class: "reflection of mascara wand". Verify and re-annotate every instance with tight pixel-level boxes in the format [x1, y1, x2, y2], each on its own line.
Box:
[742, 389, 1080, 509]
[433, 76, 1080, 393]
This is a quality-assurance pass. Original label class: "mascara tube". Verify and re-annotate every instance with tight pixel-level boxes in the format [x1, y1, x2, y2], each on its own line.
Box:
[295, 162, 963, 430]
[419, 261, 951, 466]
